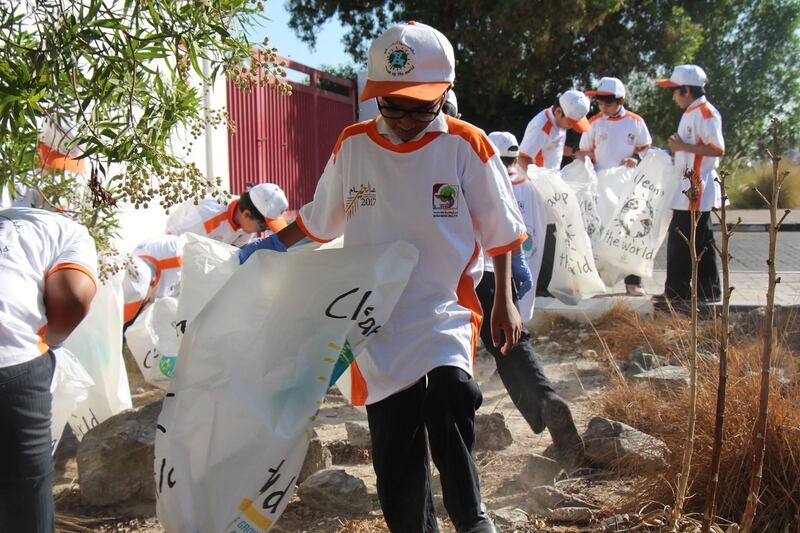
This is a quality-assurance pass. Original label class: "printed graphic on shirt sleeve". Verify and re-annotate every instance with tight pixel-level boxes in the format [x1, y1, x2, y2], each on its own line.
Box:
[432, 183, 459, 218]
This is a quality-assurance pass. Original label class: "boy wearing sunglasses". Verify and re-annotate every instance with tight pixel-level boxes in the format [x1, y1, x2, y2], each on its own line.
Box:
[240, 21, 527, 533]
[165, 183, 288, 247]
[578, 77, 652, 296]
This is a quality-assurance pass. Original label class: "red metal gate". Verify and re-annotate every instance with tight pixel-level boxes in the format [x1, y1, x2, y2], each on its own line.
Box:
[227, 57, 357, 211]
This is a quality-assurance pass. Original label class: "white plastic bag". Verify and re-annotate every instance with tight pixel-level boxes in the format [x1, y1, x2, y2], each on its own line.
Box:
[528, 166, 605, 305]
[50, 347, 94, 453]
[155, 241, 418, 533]
[560, 159, 603, 246]
[63, 270, 132, 439]
[125, 297, 181, 389]
[593, 150, 680, 278]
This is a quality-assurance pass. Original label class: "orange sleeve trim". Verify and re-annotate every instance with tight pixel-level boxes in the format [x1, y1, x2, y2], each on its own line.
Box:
[534, 150, 544, 168]
[635, 144, 652, 152]
[295, 214, 334, 244]
[444, 116, 496, 163]
[46, 262, 97, 289]
[486, 233, 528, 257]
[203, 211, 229, 234]
[349, 360, 369, 406]
[708, 143, 725, 156]
[332, 120, 373, 162]
[38, 144, 85, 175]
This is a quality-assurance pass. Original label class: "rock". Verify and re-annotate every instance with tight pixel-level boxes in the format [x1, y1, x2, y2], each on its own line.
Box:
[602, 514, 630, 530]
[583, 349, 598, 359]
[527, 486, 596, 515]
[475, 412, 513, 451]
[582, 416, 668, 471]
[77, 399, 162, 506]
[785, 330, 800, 351]
[490, 506, 529, 530]
[698, 350, 720, 364]
[297, 468, 371, 515]
[545, 506, 594, 522]
[626, 348, 669, 376]
[345, 421, 372, 449]
[630, 365, 689, 389]
[518, 454, 563, 488]
[298, 433, 332, 483]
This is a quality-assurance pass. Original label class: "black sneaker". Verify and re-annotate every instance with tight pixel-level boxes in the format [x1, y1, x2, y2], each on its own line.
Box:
[541, 395, 585, 470]
[459, 517, 497, 533]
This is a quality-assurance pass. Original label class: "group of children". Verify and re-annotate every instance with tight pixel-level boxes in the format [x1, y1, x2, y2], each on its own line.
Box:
[0, 19, 724, 533]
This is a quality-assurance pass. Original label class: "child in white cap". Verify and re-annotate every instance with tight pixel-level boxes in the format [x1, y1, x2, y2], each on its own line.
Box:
[517, 90, 591, 297]
[165, 183, 288, 247]
[578, 76, 652, 296]
[241, 20, 527, 533]
[122, 234, 183, 327]
[655, 64, 724, 305]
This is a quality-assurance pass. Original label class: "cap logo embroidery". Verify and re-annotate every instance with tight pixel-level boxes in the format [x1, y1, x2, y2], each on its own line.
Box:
[385, 42, 415, 76]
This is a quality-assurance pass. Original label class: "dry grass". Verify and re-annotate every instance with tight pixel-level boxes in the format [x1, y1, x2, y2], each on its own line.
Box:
[595, 307, 800, 531]
[728, 158, 800, 209]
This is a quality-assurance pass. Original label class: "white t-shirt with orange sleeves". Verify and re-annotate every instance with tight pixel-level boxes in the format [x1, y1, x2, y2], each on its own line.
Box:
[519, 107, 566, 170]
[672, 96, 725, 211]
[133, 235, 183, 299]
[165, 197, 255, 247]
[296, 114, 527, 405]
[579, 107, 652, 171]
[0, 208, 97, 368]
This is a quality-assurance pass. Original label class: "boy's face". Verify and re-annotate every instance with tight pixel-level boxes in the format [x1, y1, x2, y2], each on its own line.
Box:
[236, 209, 266, 234]
[552, 107, 573, 130]
[672, 88, 695, 109]
[377, 94, 446, 142]
[597, 98, 622, 117]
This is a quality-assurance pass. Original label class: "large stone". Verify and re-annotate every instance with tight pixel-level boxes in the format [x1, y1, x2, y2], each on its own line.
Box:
[545, 506, 594, 522]
[582, 416, 668, 471]
[630, 365, 689, 389]
[298, 433, 333, 483]
[518, 454, 563, 488]
[77, 399, 162, 506]
[297, 468, 371, 515]
[475, 412, 513, 451]
[490, 506, 529, 530]
[345, 421, 372, 449]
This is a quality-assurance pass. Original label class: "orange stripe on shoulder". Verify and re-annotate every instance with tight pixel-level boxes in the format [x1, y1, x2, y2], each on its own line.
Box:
[46, 262, 97, 289]
[445, 116, 495, 163]
[625, 110, 645, 122]
[332, 120, 373, 161]
[588, 112, 603, 124]
[203, 211, 228, 234]
[542, 119, 553, 135]
[699, 103, 714, 120]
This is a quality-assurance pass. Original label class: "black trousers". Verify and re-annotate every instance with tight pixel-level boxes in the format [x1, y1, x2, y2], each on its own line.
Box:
[476, 272, 556, 433]
[366, 366, 484, 533]
[0, 352, 56, 533]
[665, 210, 721, 300]
[536, 224, 557, 296]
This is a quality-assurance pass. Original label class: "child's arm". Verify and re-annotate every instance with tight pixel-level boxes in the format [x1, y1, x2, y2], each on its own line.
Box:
[274, 222, 307, 249]
[491, 251, 522, 355]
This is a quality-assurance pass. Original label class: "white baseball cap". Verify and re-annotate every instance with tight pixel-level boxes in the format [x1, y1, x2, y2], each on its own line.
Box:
[586, 77, 626, 99]
[249, 183, 288, 223]
[657, 64, 707, 88]
[360, 21, 455, 102]
[558, 90, 591, 133]
[488, 131, 519, 158]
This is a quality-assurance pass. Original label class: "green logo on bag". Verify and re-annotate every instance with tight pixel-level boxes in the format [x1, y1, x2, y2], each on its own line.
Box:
[160, 356, 177, 378]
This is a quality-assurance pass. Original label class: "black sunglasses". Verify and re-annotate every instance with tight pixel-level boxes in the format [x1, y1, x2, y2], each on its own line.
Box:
[376, 98, 444, 123]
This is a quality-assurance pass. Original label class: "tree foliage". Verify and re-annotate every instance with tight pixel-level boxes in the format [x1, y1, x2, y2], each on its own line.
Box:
[287, 0, 800, 163]
[0, 0, 288, 252]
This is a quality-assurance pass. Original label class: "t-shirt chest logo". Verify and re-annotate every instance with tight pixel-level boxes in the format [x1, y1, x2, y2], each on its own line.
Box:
[432, 183, 459, 218]
[345, 183, 377, 219]
[384, 42, 415, 76]
[627, 132, 636, 145]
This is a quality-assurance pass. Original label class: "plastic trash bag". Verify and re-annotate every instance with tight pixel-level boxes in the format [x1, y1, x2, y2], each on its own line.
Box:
[560, 158, 603, 247]
[125, 297, 181, 390]
[528, 166, 606, 305]
[155, 241, 418, 533]
[63, 270, 132, 439]
[50, 347, 94, 454]
[593, 150, 680, 278]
